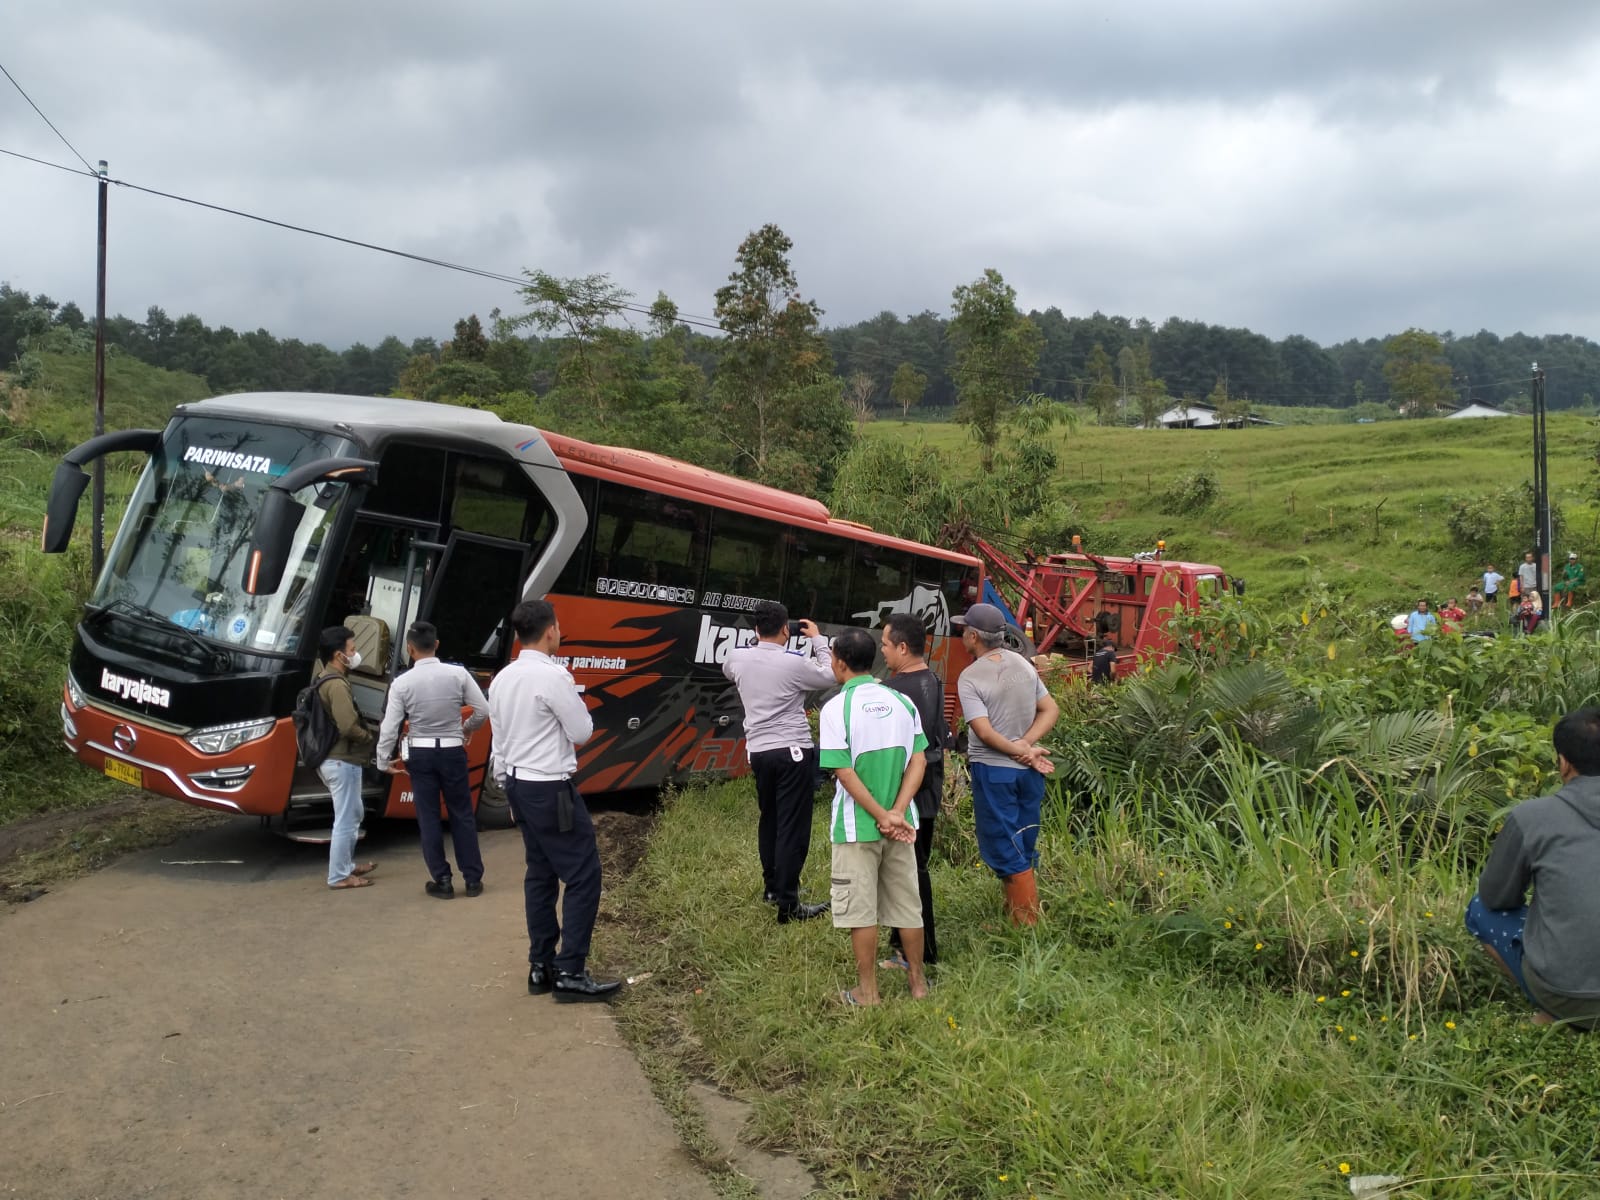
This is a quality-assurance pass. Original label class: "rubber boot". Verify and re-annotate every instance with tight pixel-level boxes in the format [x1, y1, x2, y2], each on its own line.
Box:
[1003, 869, 1040, 926]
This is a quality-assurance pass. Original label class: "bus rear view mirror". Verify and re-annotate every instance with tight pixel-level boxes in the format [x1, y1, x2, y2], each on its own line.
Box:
[41, 429, 163, 554]
[241, 457, 378, 596]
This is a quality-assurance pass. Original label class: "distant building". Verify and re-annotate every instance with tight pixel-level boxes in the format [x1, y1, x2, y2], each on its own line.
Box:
[1149, 404, 1276, 430]
[1445, 403, 1515, 420]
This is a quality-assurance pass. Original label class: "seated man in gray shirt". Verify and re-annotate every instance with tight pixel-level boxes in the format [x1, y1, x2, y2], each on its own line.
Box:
[376, 621, 489, 899]
[1466, 708, 1600, 1028]
[723, 600, 835, 924]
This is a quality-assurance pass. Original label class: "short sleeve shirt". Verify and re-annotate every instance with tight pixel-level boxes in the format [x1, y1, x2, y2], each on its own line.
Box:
[819, 675, 927, 844]
[957, 649, 1048, 768]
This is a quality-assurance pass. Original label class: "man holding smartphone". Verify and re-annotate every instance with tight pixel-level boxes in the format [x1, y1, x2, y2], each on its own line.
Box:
[724, 599, 835, 924]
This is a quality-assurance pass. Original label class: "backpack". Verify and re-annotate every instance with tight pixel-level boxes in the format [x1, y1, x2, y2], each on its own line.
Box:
[293, 672, 343, 768]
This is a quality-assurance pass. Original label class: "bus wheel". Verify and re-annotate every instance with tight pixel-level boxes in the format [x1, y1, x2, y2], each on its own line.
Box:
[476, 775, 513, 829]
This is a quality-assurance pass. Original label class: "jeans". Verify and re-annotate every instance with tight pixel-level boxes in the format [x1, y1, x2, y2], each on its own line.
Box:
[318, 758, 365, 886]
[1464, 893, 1536, 1005]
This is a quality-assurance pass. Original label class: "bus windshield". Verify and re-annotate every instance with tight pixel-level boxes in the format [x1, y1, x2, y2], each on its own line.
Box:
[91, 416, 355, 656]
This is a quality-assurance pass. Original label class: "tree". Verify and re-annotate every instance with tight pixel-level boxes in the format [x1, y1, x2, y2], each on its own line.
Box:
[1086, 343, 1118, 425]
[442, 314, 490, 363]
[1383, 328, 1454, 417]
[711, 224, 854, 494]
[1137, 374, 1168, 430]
[947, 268, 1043, 470]
[889, 361, 928, 420]
[846, 372, 876, 425]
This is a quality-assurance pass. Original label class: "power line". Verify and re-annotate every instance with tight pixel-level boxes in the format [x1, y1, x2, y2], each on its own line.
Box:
[0, 141, 731, 335]
[0, 61, 96, 174]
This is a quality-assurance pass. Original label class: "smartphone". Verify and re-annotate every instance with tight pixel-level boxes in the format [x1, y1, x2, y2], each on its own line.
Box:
[787, 619, 804, 638]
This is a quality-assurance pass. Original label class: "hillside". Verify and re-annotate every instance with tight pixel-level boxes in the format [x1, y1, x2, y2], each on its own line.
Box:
[863, 413, 1597, 606]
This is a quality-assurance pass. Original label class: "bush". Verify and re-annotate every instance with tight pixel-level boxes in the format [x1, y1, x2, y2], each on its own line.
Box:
[1158, 464, 1220, 514]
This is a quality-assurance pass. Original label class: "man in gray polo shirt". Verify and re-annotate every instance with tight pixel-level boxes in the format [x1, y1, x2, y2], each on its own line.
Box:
[955, 603, 1059, 924]
[377, 621, 490, 898]
[724, 600, 834, 924]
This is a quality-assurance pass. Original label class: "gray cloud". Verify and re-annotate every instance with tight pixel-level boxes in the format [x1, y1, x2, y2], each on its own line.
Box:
[4, 1, 1600, 352]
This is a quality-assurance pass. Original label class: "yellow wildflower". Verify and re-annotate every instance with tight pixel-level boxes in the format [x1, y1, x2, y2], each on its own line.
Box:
[1223, 921, 1233, 929]
[1338, 1163, 1351, 1175]
[1254, 942, 1264, 951]
[1341, 990, 1351, 997]
[1327, 643, 1337, 661]
[1349, 1035, 1357, 1043]
[1349, 950, 1360, 958]
[1424, 911, 1434, 919]
[1335, 1025, 1343, 1032]
[1445, 1021, 1456, 1030]
[1316, 995, 1326, 1004]
[947, 1015, 958, 1031]
[998, 1174, 1008, 1182]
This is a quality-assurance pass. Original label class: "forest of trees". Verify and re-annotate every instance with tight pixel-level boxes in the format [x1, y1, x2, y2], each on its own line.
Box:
[6, 247, 1600, 429]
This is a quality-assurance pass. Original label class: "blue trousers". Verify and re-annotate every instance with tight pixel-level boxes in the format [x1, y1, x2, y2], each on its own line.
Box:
[970, 761, 1044, 878]
[1464, 893, 1537, 1005]
[408, 746, 483, 886]
[507, 778, 602, 975]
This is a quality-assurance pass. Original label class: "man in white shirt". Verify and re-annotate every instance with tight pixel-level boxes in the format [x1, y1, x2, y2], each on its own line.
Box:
[1482, 565, 1504, 607]
[722, 600, 835, 924]
[488, 600, 620, 1003]
[1518, 552, 1540, 598]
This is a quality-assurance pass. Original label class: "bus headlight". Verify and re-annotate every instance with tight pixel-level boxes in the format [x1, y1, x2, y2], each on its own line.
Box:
[65, 672, 86, 710]
[186, 718, 276, 755]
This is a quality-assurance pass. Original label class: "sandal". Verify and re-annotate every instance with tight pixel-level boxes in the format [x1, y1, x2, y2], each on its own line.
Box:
[329, 875, 374, 889]
[878, 954, 911, 972]
[838, 989, 862, 1007]
[351, 862, 378, 876]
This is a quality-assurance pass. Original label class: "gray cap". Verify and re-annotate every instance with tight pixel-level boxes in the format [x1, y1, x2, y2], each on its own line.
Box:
[953, 603, 1006, 633]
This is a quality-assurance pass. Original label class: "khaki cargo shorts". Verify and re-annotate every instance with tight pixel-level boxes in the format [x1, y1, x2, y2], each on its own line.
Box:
[830, 838, 922, 930]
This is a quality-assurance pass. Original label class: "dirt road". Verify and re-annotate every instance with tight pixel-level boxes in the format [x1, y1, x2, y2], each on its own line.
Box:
[0, 813, 715, 1200]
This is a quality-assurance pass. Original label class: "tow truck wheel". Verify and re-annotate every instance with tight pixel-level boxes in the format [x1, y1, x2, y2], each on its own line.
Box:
[1002, 621, 1039, 659]
[476, 774, 513, 829]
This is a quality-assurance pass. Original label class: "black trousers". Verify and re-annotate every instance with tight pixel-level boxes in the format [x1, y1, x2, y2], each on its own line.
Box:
[507, 778, 602, 975]
[408, 746, 483, 886]
[750, 746, 818, 909]
[890, 776, 942, 964]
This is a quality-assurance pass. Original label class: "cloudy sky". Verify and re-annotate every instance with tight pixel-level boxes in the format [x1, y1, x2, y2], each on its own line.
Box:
[5, 1, 1600, 350]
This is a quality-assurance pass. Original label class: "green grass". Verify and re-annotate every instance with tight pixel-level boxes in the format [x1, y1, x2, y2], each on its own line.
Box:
[861, 413, 1597, 606]
[620, 778, 1600, 1199]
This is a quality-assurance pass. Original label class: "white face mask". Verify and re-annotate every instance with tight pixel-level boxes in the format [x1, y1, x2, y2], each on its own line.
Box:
[344, 649, 363, 671]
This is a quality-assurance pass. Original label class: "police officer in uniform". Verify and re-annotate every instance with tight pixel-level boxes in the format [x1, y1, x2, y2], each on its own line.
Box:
[489, 600, 621, 1002]
[723, 600, 834, 924]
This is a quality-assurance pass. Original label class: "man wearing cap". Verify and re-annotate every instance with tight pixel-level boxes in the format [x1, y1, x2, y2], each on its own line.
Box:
[376, 620, 489, 898]
[954, 603, 1060, 924]
[1554, 552, 1586, 609]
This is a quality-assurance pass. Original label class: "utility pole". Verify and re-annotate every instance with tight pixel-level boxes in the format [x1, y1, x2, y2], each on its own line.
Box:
[1531, 364, 1552, 607]
[91, 159, 108, 579]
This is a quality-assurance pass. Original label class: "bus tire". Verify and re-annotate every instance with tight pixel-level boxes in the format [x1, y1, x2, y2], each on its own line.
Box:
[1003, 621, 1039, 659]
[476, 775, 514, 829]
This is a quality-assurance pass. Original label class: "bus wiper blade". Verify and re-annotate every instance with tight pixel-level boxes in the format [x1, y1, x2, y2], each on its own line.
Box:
[86, 598, 230, 671]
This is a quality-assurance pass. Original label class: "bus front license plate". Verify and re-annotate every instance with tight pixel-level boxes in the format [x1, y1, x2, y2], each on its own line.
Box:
[104, 758, 142, 787]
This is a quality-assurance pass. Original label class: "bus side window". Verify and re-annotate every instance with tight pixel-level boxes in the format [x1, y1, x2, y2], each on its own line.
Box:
[704, 509, 783, 606]
[914, 557, 957, 636]
[589, 483, 708, 596]
[782, 529, 852, 627]
[844, 543, 913, 627]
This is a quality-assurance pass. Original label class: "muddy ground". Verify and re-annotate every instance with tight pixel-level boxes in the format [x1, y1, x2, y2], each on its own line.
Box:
[0, 800, 717, 1200]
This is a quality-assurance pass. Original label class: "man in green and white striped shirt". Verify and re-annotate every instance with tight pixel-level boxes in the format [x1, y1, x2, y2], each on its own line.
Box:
[818, 628, 930, 1006]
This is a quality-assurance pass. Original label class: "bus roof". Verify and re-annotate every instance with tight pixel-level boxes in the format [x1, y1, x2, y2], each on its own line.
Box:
[181, 393, 978, 567]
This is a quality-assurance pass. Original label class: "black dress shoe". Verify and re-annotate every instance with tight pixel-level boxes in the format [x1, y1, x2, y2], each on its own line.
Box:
[553, 970, 623, 1003]
[777, 900, 830, 924]
[528, 962, 556, 995]
[424, 879, 455, 899]
[465, 881, 483, 898]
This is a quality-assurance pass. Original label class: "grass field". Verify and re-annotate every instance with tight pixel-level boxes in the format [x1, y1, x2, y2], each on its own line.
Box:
[861, 411, 1597, 606]
[621, 777, 1600, 1200]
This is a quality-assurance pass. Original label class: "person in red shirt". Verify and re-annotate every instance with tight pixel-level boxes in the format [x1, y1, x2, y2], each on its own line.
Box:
[1438, 598, 1466, 634]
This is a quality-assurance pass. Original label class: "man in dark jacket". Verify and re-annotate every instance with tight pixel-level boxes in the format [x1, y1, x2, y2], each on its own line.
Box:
[879, 612, 953, 967]
[1466, 708, 1600, 1028]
